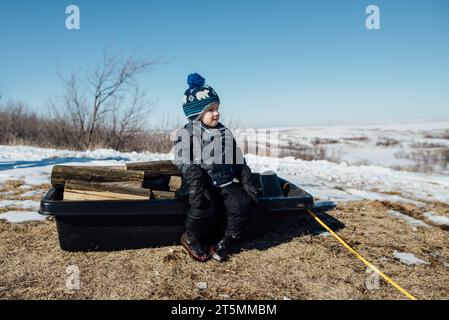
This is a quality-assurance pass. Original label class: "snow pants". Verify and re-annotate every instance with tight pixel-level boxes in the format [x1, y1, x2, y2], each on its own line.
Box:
[185, 182, 252, 243]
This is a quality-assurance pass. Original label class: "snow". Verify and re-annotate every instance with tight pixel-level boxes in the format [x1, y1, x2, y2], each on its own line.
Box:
[387, 210, 431, 229]
[196, 282, 207, 290]
[318, 232, 330, 237]
[0, 200, 40, 211]
[423, 212, 449, 226]
[392, 251, 430, 266]
[0, 145, 170, 163]
[0, 166, 52, 185]
[0, 211, 48, 223]
[343, 189, 425, 206]
[18, 189, 46, 198]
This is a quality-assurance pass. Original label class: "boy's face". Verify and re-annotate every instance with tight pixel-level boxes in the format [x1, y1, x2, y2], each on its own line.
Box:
[200, 103, 220, 127]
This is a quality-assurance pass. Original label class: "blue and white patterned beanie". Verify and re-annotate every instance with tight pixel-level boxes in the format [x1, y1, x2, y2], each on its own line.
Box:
[182, 73, 220, 121]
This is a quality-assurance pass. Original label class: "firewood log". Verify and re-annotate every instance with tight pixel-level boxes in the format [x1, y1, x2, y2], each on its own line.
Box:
[51, 165, 144, 187]
[125, 160, 180, 178]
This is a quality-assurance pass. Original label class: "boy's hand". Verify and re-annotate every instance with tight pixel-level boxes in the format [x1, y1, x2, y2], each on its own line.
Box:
[240, 164, 259, 203]
[242, 183, 259, 203]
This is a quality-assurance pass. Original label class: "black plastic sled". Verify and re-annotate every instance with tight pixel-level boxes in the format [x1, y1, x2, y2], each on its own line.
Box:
[39, 172, 314, 251]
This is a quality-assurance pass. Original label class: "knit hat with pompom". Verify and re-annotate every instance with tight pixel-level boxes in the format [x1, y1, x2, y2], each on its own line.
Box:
[182, 73, 220, 121]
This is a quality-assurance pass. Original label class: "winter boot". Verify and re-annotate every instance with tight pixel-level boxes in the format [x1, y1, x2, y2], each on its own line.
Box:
[210, 235, 238, 262]
[181, 233, 208, 262]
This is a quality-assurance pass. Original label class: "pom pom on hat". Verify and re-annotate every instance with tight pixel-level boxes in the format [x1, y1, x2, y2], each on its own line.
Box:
[187, 73, 205, 89]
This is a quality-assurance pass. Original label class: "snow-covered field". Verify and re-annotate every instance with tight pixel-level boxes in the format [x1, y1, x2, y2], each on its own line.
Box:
[240, 120, 449, 174]
[274, 120, 449, 172]
[1, 120, 449, 223]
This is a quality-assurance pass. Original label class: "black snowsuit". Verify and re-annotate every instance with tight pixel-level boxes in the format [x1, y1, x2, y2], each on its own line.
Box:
[173, 121, 256, 242]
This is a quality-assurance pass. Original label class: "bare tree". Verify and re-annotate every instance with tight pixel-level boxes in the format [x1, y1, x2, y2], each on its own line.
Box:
[52, 50, 160, 150]
[106, 85, 154, 150]
[49, 74, 88, 148]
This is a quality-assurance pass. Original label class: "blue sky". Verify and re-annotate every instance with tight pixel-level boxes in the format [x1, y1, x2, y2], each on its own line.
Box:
[0, 0, 448, 128]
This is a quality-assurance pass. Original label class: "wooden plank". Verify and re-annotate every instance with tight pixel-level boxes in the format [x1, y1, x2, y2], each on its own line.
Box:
[51, 165, 144, 187]
[125, 160, 181, 178]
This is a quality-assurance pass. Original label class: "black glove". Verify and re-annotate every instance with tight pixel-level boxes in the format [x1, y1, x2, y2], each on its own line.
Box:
[184, 165, 211, 208]
[239, 164, 259, 203]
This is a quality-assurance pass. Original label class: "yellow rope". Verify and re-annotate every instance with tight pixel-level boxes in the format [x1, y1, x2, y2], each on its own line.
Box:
[307, 209, 417, 300]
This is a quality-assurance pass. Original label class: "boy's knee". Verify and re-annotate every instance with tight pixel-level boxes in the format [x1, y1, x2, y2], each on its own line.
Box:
[223, 185, 252, 214]
[187, 190, 219, 220]
[188, 187, 212, 209]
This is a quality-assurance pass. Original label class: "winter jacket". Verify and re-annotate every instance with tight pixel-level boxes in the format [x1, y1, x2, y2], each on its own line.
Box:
[173, 121, 246, 188]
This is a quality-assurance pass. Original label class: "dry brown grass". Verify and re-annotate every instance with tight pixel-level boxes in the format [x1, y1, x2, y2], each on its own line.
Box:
[342, 137, 370, 142]
[376, 137, 400, 147]
[1, 194, 448, 300]
[0, 103, 173, 153]
[423, 130, 449, 140]
[0, 181, 48, 213]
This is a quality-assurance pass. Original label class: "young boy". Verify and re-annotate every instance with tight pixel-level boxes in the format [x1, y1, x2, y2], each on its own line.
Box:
[173, 73, 259, 262]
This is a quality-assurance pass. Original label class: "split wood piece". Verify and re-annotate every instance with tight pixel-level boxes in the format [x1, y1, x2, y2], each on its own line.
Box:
[51, 165, 144, 187]
[168, 176, 182, 192]
[151, 190, 176, 200]
[65, 180, 151, 196]
[63, 190, 149, 201]
[64, 180, 151, 201]
[102, 181, 143, 188]
[125, 160, 180, 178]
